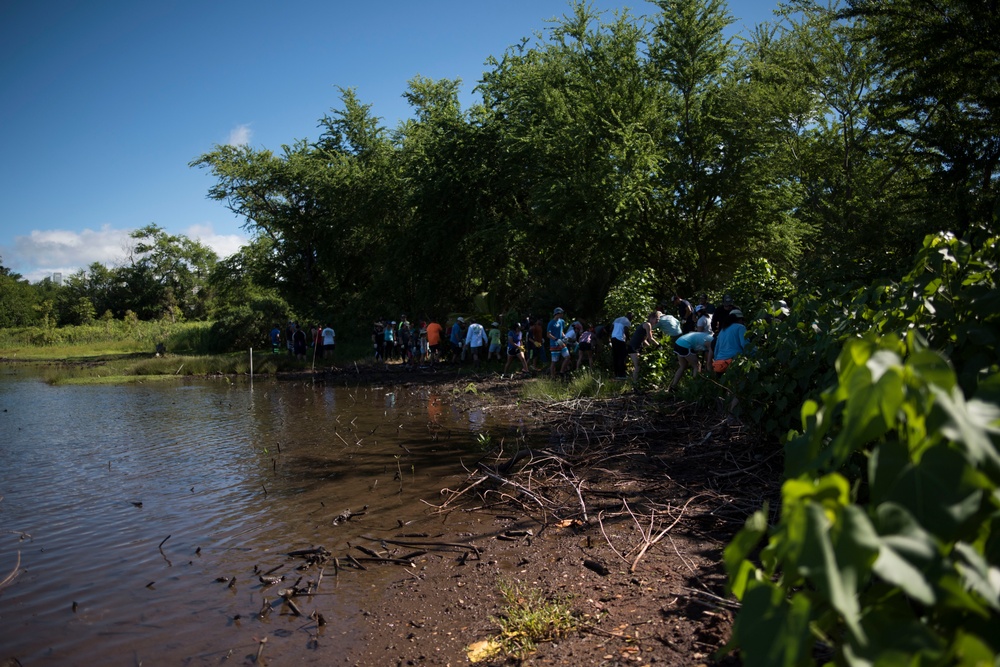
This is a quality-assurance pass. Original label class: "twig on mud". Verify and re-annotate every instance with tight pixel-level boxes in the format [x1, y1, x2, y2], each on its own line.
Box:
[558, 471, 588, 522]
[428, 473, 488, 512]
[596, 510, 629, 565]
[630, 496, 699, 573]
[477, 465, 548, 511]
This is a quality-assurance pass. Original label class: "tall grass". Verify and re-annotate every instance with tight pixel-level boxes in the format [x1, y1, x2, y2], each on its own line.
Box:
[0, 320, 213, 358]
[519, 368, 627, 401]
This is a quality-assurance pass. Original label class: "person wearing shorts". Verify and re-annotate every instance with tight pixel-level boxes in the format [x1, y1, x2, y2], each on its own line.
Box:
[547, 307, 568, 378]
[425, 320, 443, 364]
[503, 323, 530, 374]
[668, 331, 714, 391]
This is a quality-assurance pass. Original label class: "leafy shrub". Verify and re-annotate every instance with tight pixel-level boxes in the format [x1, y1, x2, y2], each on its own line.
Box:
[724, 230, 1000, 441]
[208, 294, 291, 353]
[722, 256, 796, 321]
[601, 269, 659, 323]
[722, 228, 1000, 664]
[724, 334, 1000, 665]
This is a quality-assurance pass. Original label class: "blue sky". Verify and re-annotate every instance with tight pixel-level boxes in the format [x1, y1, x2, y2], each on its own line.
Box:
[0, 0, 779, 282]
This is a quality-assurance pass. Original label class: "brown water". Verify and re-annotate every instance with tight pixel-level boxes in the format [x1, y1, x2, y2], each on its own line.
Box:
[0, 366, 498, 664]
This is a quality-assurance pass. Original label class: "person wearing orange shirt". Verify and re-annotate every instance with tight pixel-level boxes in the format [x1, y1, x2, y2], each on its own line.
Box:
[425, 319, 444, 364]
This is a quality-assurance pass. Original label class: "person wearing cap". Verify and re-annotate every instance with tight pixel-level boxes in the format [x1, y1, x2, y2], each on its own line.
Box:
[487, 321, 503, 361]
[610, 312, 633, 379]
[547, 307, 569, 378]
[712, 309, 746, 374]
[668, 331, 714, 391]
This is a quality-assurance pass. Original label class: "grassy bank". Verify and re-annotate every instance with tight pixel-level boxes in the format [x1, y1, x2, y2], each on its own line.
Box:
[0, 320, 212, 359]
[0, 320, 375, 382]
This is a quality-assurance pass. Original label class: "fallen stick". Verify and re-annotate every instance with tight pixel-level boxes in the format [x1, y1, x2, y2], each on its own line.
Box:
[0, 551, 21, 590]
[361, 535, 481, 555]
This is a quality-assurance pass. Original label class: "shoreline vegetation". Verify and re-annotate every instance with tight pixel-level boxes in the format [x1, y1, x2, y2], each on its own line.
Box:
[0, 321, 633, 402]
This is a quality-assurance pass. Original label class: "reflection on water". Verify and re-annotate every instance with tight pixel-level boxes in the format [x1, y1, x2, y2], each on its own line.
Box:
[0, 366, 496, 664]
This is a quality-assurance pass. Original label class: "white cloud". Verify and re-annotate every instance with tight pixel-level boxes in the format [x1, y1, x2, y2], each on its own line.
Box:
[0, 223, 248, 283]
[227, 123, 252, 146]
[2, 225, 130, 282]
[184, 223, 248, 260]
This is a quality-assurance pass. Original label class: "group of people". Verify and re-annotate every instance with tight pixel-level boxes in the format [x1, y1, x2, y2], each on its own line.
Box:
[274, 291, 747, 390]
[270, 321, 336, 361]
[605, 293, 747, 389]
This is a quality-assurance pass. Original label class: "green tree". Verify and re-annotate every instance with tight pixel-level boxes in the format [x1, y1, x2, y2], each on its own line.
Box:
[0, 260, 40, 328]
[478, 2, 660, 315]
[124, 224, 218, 320]
[845, 0, 1000, 234]
[648, 0, 808, 290]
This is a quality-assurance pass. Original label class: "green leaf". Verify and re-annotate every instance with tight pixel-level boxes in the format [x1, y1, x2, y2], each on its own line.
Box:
[724, 508, 768, 599]
[872, 503, 939, 606]
[728, 581, 814, 667]
[888, 444, 986, 542]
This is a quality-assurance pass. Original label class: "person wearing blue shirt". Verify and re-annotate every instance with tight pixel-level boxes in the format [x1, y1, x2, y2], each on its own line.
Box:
[712, 309, 746, 373]
[547, 307, 568, 378]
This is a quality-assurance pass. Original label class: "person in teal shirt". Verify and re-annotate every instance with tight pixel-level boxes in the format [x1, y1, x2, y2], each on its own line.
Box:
[668, 331, 713, 391]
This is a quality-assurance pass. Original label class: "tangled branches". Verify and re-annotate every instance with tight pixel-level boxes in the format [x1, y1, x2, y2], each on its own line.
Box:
[429, 394, 782, 572]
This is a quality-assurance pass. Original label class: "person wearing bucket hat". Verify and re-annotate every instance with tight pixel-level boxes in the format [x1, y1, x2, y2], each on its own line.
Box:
[711, 308, 746, 374]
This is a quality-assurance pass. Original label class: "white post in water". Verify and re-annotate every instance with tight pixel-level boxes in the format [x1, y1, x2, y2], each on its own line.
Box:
[250, 347, 254, 391]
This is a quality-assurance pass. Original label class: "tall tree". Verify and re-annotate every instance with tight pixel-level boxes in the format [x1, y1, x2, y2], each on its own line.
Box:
[124, 224, 218, 320]
[647, 0, 808, 289]
[479, 2, 660, 314]
[845, 0, 1000, 234]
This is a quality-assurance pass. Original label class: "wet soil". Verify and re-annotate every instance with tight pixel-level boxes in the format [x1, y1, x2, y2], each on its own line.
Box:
[311, 361, 781, 666]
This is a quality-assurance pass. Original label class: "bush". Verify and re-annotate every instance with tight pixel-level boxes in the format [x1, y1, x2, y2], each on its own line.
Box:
[722, 228, 1000, 665]
[207, 294, 291, 353]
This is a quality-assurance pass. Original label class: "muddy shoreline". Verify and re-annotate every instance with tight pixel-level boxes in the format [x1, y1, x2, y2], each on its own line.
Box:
[315, 362, 776, 666]
[4, 358, 774, 665]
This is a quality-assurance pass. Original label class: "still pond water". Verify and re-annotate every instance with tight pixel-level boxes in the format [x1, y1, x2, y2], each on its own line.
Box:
[0, 365, 503, 664]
